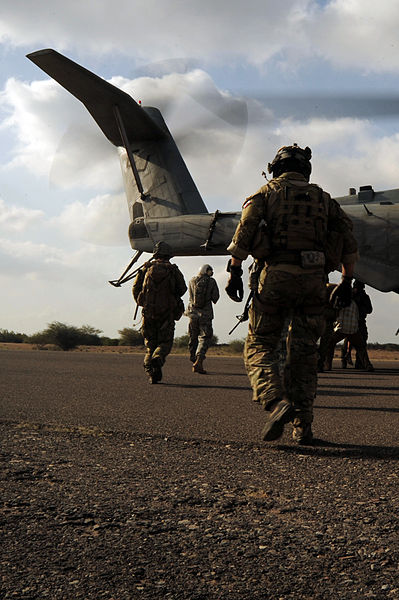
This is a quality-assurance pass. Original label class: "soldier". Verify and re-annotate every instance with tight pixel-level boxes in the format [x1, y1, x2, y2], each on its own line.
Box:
[352, 280, 373, 369]
[225, 143, 358, 444]
[318, 283, 338, 372]
[325, 289, 374, 372]
[133, 241, 187, 384]
[325, 308, 375, 372]
[186, 264, 220, 374]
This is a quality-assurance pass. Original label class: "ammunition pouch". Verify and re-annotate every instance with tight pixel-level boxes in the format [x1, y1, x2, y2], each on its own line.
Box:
[251, 223, 271, 259]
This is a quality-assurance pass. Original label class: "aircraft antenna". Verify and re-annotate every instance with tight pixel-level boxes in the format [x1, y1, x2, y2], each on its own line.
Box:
[113, 104, 147, 199]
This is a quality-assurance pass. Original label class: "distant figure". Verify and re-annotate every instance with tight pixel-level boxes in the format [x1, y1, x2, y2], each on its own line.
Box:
[317, 283, 338, 372]
[186, 264, 219, 374]
[325, 296, 374, 372]
[133, 242, 187, 384]
[341, 280, 373, 368]
[352, 280, 373, 368]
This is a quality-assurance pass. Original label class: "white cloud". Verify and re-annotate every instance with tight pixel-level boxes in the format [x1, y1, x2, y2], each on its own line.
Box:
[54, 193, 128, 246]
[272, 116, 399, 196]
[0, 197, 44, 231]
[308, 0, 399, 73]
[2, 0, 399, 74]
[1, 77, 120, 191]
[0, 1, 308, 64]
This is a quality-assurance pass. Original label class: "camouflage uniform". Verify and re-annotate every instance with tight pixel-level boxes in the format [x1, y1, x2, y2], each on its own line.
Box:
[228, 171, 358, 429]
[186, 267, 220, 363]
[133, 255, 187, 382]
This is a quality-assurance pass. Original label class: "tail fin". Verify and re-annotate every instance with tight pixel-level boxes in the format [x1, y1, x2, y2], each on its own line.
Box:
[27, 49, 209, 218]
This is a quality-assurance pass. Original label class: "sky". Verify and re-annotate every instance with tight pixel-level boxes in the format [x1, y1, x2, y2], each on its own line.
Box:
[1, 0, 399, 343]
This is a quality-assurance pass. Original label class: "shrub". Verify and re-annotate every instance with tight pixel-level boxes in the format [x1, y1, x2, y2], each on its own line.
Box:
[0, 329, 26, 343]
[44, 322, 81, 351]
[118, 327, 144, 346]
[100, 336, 120, 346]
[78, 324, 103, 346]
[26, 322, 103, 351]
[228, 339, 245, 353]
[173, 334, 190, 348]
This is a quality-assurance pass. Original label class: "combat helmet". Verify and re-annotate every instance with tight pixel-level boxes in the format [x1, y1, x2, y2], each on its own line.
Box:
[268, 143, 312, 179]
[153, 241, 173, 259]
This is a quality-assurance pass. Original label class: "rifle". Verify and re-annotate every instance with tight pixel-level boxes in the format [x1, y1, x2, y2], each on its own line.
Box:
[229, 291, 254, 335]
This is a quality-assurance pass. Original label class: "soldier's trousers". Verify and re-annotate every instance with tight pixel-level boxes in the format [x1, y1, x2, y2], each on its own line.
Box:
[141, 314, 175, 372]
[325, 330, 372, 371]
[244, 269, 326, 425]
[188, 315, 213, 360]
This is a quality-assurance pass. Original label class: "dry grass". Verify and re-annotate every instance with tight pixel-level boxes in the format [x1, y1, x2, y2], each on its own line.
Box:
[1, 342, 398, 361]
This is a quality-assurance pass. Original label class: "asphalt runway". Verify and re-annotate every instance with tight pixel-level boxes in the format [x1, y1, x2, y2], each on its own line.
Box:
[1, 350, 399, 448]
[2, 350, 399, 599]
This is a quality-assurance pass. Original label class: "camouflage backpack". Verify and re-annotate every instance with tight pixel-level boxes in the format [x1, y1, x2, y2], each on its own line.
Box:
[192, 275, 210, 309]
[137, 261, 177, 318]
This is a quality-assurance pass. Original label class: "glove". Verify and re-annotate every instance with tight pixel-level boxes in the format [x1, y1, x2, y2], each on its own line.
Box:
[225, 259, 244, 302]
[329, 276, 352, 309]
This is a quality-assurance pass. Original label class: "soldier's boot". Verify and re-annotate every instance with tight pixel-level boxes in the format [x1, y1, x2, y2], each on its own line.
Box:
[189, 353, 196, 363]
[193, 356, 207, 374]
[341, 357, 347, 369]
[150, 357, 163, 383]
[261, 398, 293, 442]
[144, 362, 154, 384]
[292, 423, 314, 445]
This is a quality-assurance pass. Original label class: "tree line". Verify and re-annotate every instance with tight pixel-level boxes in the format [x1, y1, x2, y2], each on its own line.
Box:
[3, 323, 396, 353]
[0, 322, 223, 352]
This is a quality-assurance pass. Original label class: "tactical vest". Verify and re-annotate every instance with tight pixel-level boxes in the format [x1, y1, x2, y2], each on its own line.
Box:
[267, 180, 328, 254]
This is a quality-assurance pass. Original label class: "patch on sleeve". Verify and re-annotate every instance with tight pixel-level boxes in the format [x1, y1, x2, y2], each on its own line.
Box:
[242, 197, 253, 209]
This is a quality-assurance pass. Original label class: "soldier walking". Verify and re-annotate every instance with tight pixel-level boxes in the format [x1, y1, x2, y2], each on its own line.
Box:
[186, 264, 220, 374]
[133, 242, 187, 384]
[325, 292, 374, 372]
[225, 144, 358, 444]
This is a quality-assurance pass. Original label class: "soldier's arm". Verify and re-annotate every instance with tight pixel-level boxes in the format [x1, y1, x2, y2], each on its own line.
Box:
[132, 268, 145, 302]
[227, 191, 266, 264]
[174, 267, 188, 297]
